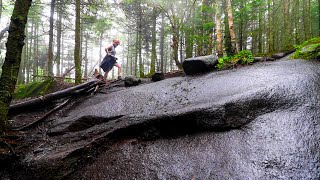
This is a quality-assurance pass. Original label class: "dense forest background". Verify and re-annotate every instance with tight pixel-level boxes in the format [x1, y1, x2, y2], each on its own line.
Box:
[0, 0, 319, 84]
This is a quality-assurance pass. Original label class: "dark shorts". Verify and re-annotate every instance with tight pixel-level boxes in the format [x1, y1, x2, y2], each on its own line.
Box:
[100, 55, 117, 72]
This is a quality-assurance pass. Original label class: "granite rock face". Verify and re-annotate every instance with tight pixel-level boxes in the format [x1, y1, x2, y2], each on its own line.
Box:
[7, 58, 320, 179]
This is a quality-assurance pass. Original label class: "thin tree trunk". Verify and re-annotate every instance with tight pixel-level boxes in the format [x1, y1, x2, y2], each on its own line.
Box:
[56, 5, 62, 76]
[309, 0, 313, 38]
[222, 0, 232, 56]
[26, 23, 32, 83]
[258, 2, 263, 53]
[18, 38, 26, 84]
[284, 0, 290, 50]
[179, 30, 183, 63]
[48, 0, 55, 77]
[215, 1, 223, 57]
[99, 32, 103, 74]
[138, 3, 143, 77]
[295, 0, 300, 44]
[33, 21, 38, 81]
[84, 32, 88, 78]
[268, 0, 273, 53]
[0, 0, 2, 24]
[0, 0, 32, 133]
[74, 0, 81, 84]
[134, 30, 138, 77]
[319, 0, 320, 36]
[239, 0, 244, 51]
[159, 13, 165, 72]
[61, 31, 64, 75]
[138, 30, 143, 77]
[226, 0, 238, 54]
[150, 8, 157, 75]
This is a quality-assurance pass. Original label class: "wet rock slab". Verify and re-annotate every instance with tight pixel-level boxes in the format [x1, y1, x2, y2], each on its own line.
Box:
[9, 58, 320, 179]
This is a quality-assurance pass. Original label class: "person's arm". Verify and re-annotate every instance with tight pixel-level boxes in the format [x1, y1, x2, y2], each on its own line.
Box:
[105, 45, 113, 53]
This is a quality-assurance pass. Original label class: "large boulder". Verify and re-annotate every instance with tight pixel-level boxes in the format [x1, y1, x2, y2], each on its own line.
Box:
[182, 55, 219, 75]
[5, 58, 320, 179]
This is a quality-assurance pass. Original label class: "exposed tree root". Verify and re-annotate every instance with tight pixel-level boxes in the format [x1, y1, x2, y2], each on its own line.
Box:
[14, 98, 72, 131]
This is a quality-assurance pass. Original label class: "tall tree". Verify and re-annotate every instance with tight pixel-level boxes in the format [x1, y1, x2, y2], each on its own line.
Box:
[226, 0, 238, 54]
[74, 0, 82, 84]
[150, 7, 157, 75]
[222, 0, 232, 56]
[0, 0, 32, 133]
[0, 0, 2, 23]
[56, 1, 63, 76]
[48, 0, 55, 77]
[159, 13, 165, 72]
[215, 0, 223, 57]
[319, 0, 320, 36]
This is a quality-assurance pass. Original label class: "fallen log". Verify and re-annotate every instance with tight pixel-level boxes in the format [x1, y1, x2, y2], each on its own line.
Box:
[9, 80, 104, 115]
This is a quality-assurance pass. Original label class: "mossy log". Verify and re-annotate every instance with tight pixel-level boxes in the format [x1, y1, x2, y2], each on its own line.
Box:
[9, 80, 103, 115]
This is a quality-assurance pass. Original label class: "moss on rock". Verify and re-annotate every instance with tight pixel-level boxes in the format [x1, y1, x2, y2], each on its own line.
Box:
[292, 37, 320, 60]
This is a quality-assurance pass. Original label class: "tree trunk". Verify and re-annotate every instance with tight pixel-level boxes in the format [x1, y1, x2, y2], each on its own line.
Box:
[215, 1, 223, 58]
[26, 23, 32, 83]
[172, 27, 182, 69]
[138, 30, 143, 77]
[18, 38, 26, 84]
[56, 5, 62, 76]
[179, 31, 184, 63]
[150, 8, 157, 75]
[226, 0, 238, 55]
[258, 2, 263, 53]
[222, 0, 232, 56]
[319, 0, 320, 36]
[138, 3, 143, 77]
[0, 0, 32, 133]
[268, 0, 273, 53]
[99, 32, 103, 74]
[309, 0, 312, 38]
[283, 0, 290, 50]
[84, 32, 88, 78]
[126, 32, 131, 75]
[33, 21, 38, 81]
[159, 13, 165, 72]
[48, 0, 55, 77]
[238, 0, 244, 51]
[134, 30, 138, 77]
[74, 0, 82, 84]
[0, 0, 2, 24]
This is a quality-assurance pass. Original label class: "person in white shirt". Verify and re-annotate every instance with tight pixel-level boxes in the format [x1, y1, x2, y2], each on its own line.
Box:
[99, 39, 122, 82]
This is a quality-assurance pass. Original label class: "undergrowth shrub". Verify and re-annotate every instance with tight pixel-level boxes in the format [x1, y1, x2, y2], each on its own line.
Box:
[217, 50, 254, 70]
[14, 78, 54, 99]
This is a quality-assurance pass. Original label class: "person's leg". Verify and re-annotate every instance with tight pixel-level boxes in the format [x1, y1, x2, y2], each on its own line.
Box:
[103, 70, 109, 82]
[114, 63, 122, 79]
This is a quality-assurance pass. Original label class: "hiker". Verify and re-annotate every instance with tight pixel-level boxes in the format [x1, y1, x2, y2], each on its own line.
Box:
[100, 39, 122, 82]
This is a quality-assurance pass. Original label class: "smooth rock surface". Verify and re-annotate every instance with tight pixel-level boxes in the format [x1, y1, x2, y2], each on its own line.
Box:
[7, 58, 320, 179]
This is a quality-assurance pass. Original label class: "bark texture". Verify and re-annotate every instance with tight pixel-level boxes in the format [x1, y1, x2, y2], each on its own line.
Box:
[0, 0, 32, 133]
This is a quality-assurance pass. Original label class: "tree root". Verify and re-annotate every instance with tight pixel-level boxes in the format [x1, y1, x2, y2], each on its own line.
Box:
[14, 99, 71, 131]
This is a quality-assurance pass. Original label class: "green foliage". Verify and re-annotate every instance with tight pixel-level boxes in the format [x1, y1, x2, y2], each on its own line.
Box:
[217, 50, 254, 70]
[292, 37, 320, 60]
[13, 79, 54, 99]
